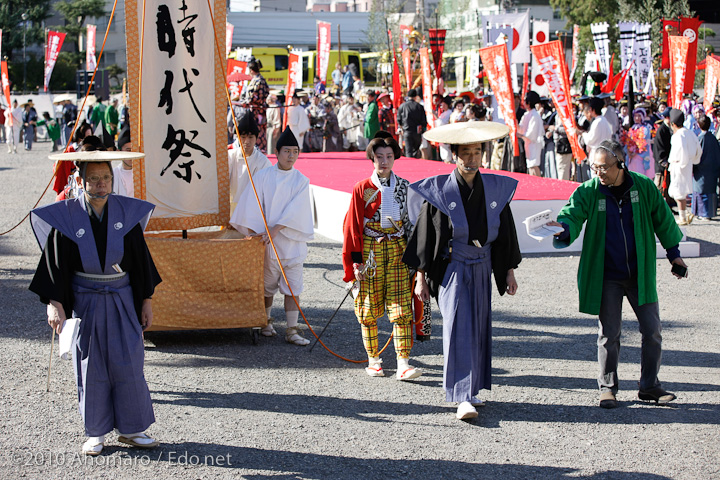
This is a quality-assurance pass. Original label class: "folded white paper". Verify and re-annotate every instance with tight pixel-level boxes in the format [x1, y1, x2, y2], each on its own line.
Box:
[59, 318, 81, 360]
[523, 209, 564, 241]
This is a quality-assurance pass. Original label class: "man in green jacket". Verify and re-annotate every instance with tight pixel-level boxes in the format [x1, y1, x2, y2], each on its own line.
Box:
[105, 98, 120, 137]
[364, 90, 380, 140]
[548, 140, 688, 409]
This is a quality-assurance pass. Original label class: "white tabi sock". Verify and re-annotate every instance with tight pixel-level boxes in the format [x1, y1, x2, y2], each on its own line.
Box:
[265, 307, 272, 319]
[679, 209, 687, 222]
[286, 310, 299, 328]
[397, 357, 410, 371]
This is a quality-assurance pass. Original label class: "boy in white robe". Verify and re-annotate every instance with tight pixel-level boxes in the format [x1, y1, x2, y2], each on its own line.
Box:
[668, 108, 702, 225]
[230, 127, 315, 345]
[228, 112, 271, 213]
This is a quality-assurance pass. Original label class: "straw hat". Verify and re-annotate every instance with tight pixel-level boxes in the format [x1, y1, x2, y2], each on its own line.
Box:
[423, 121, 510, 145]
[49, 151, 146, 163]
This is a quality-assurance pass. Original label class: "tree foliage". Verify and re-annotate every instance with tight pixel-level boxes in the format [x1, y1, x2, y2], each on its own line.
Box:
[54, 0, 106, 53]
[0, 0, 52, 61]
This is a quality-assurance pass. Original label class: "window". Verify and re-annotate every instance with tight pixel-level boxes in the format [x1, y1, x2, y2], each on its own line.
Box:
[275, 55, 288, 71]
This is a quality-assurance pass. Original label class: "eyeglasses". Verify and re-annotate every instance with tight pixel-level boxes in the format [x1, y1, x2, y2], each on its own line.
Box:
[86, 174, 113, 184]
[589, 163, 617, 174]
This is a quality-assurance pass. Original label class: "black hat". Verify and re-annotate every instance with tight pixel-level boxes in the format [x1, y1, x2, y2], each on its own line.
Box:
[275, 126, 299, 151]
[407, 88, 418, 98]
[669, 108, 685, 127]
[235, 110, 260, 136]
[117, 124, 131, 150]
[93, 122, 116, 150]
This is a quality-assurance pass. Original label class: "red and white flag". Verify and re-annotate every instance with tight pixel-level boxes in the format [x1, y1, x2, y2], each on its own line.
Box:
[283, 52, 301, 130]
[530, 19, 549, 96]
[531, 41, 585, 162]
[399, 25, 411, 50]
[1, 61, 11, 126]
[704, 55, 720, 113]
[662, 16, 702, 93]
[86, 25, 97, 72]
[226, 22, 234, 58]
[420, 47, 434, 130]
[226, 59, 248, 99]
[44, 30, 66, 92]
[316, 21, 331, 85]
[484, 11, 530, 64]
[478, 43, 519, 152]
[402, 48, 412, 93]
[668, 35, 689, 109]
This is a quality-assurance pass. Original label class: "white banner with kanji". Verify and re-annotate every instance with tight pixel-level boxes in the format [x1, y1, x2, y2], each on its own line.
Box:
[126, 0, 228, 230]
[44, 30, 66, 92]
[317, 21, 331, 84]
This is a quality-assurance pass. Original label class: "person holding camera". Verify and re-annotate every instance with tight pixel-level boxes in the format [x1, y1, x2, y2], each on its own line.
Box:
[547, 140, 687, 409]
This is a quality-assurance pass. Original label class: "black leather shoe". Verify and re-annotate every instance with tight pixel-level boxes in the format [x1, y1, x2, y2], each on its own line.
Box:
[638, 386, 676, 404]
[599, 391, 618, 409]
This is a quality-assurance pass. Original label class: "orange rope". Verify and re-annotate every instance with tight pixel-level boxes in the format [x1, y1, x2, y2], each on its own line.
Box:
[0, 0, 120, 236]
[204, 0, 394, 363]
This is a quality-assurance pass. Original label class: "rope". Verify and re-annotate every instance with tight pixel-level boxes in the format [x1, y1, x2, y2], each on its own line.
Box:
[204, 0, 395, 363]
[0, 0, 120, 236]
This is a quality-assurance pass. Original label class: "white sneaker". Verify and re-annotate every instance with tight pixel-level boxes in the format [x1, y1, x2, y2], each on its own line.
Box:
[456, 401, 478, 420]
[470, 397, 485, 407]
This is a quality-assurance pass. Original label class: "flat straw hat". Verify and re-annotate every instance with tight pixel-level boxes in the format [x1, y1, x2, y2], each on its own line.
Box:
[423, 121, 510, 145]
[49, 151, 146, 162]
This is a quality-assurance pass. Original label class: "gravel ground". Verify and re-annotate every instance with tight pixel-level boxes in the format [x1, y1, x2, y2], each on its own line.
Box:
[1, 145, 719, 480]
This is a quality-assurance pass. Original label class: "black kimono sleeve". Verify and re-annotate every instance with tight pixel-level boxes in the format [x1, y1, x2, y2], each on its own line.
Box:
[490, 204, 522, 295]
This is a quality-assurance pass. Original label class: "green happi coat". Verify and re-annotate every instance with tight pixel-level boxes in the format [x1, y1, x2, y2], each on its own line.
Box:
[553, 172, 683, 315]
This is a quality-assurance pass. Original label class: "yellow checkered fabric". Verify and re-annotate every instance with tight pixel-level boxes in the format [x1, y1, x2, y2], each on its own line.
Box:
[354, 221, 413, 358]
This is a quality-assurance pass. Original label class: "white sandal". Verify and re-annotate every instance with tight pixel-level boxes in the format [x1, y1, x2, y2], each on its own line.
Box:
[261, 319, 277, 337]
[285, 327, 310, 346]
[118, 432, 159, 449]
[82, 437, 104, 456]
[365, 358, 385, 377]
[396, 366, 422, 380]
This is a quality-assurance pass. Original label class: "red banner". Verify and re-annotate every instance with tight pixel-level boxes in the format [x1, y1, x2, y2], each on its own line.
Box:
[44, 30, 66, 92]
[317, 21, 331, 85]
[392, 47, 402, 111]
[668, 35, 689, 109]
[530, 41, 585, 162]
[478, 43, 519, 153]
[663, 17, 702, 93]
[226, 22, 234, 58]
[402, 48, 412, 93]
[1, 61, 11, 126]
[283, 52, 301, 130]
[570, 25, 579, 78]
[86, 25, 97, 72]
[420, 48, 434, 129]
[704, 55, 720, 113]
[428, 29, 446, 80]
[521, 62, 529, 101]
[226, 59, 248, 100]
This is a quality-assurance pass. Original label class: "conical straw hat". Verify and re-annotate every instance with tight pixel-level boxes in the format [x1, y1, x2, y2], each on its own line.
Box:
[49, 151, 146, 162]
[423, 121, 510, 145]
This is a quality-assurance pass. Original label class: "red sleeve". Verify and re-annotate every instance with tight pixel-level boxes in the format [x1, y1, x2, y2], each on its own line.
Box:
[52, 161, 75, 194]
[342, 179, 380, 282]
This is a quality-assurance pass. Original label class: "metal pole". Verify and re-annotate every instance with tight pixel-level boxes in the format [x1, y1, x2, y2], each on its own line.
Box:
[22, 14, 28, 93]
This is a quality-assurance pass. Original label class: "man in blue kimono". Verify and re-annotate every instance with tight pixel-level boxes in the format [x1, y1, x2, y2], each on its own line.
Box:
[30, 148, 161, 455]
[403, 122, 521, 420]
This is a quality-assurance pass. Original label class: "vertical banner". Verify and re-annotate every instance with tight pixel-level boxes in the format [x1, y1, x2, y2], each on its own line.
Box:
[126, 0, 228, 230]
[570, 24, 579, 79]
[1, 61, 11, 126]
[668, 35, 689, 109]
[704, 55, 720, 113]
[316, 21, 331, 85]
[634, 24, 652, 92]
[590, 22, 610, 75]
[428, 29, 446, 80]
[419, 47, 434, 129]
[44, 30, 66, 92]
[455, 56, 465, 92]
[618, 22, 636, 92]
[468, 51, 480, 90]
[392, 49, 403, 110]
[680, 16, 702, 94]
[225, 22, 234, 58]
[478, 43, 519, 152]
[283, 52, 301, 130]
[402, 48, 412, 92]
[399, 25, 411, 50]
[530, 41, 585, 162]
[530, 19, 549, 96]
[86, 25, 97, 72]
[484, 11, 530, 64]
[226, 59, 248, 99]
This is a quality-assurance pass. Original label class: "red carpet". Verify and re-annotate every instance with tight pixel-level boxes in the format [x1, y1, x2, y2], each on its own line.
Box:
[267, 152, 579, 201]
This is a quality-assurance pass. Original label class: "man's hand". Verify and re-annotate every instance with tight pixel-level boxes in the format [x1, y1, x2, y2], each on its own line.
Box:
[506, 269, 518, 295]
[47, 300, 67, 334]
[141, 298, 153, 331]
[671, 257, 688, 279]
[353, 263, 366, 282]
[414, 273, 430, 302]
[546, 220, 564, 236]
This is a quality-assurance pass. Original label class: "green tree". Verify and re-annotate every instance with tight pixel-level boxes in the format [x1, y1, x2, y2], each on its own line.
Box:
[0, 0, 52, 60]
[106, 63, 124, 87]
[54, 0, 106, 55]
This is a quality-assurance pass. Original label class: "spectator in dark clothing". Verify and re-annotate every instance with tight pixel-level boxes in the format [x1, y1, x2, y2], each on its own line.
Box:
[652, 107, 673, 198]
[396, 89, 426, 158]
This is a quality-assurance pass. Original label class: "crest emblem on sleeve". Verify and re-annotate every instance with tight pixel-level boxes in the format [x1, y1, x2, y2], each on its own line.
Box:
[449, 202, 456, 210]
[76, 228, 85, 238]
[114, 222, 123, 230]
[490, 201, 498, 209]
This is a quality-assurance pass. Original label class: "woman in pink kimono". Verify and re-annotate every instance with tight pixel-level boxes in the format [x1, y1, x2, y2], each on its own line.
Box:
[621, 108, 655, 178]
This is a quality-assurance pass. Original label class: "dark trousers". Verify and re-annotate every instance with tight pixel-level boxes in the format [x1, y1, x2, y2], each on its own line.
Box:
[403, 131, 422, 158]
[597, 277, 663, 393]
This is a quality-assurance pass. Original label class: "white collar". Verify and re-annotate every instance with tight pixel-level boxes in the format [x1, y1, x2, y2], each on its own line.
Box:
[371, 170, 395, 191]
